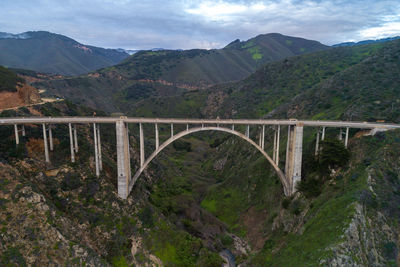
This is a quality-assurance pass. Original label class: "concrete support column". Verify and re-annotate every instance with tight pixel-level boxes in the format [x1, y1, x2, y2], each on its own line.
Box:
[276, 125, 280, 165]
[171, 123, 174, 137]
[155, 123, 159, 150]
[42, 123, 50, 163]
[339, 128, 343, 140]
[22, 125, 25, 137]
[48, 125, 53, 151]
[285, 125, 291, 176]
[140, 123, 144, 167]
[345, 127, 349, 148]
[292, 125, 303, 193]
[273, 127, 277, 162]
[261, 125, 265, 150]
[93, 123, 100, 177]
[285, 124, 303, 194]
[14, 124, 19, 145]
[116, 119, 131, 199]
[285, 124, 303, 195]
[246, 125, 249, 138]
[68, 123, 75, 163]
[74, 125, 78, 153]
[232, 124, 234, 131]
[259, 130, 262, 147]
[322, 126, 326, 141]
[315, 128, 320, 156]
[97, 124, 102, 171]
[187, 124, 189, 131]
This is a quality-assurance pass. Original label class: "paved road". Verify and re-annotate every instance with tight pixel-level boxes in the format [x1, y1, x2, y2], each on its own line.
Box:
[0, 116, 399, 129]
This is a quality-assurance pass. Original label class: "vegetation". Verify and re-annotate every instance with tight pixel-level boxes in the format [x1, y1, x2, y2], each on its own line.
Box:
[0, 66, 24, 92]
[35, 33, 328, 112]
[1, 37, 400, 266]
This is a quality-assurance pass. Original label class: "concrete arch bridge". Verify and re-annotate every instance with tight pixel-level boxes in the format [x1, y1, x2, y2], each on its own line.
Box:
[1, 117, 398, 199]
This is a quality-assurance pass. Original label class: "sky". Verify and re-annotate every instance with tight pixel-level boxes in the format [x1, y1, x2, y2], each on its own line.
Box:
[0, 0, 399, 50]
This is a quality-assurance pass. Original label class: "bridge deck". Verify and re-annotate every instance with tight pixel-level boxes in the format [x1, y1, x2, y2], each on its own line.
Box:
[0, 117, 399, 129]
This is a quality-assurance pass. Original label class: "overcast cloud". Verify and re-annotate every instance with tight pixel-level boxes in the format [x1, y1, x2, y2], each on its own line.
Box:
[0, 0, 399, 49]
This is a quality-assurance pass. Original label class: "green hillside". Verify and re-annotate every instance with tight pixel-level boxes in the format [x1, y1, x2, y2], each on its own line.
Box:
[0, 31, 129, 76]
[35, 33, 328, 112]
[129, 39, 400, 122]
[0, 66, 24, 92]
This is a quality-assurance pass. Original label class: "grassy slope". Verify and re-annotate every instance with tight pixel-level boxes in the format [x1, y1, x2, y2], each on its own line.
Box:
[35, 33, 328, 112]
[0, 66, 24, 92]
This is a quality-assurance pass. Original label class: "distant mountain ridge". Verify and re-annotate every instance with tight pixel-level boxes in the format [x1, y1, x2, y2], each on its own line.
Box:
[333, 36, 400, 47]
[0, 31, 129, 75]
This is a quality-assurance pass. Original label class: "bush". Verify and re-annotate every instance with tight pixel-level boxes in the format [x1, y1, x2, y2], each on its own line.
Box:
[318, 139, 350, 175]
[173, 140, 192, 152]
[282, 197, 291, 209]
[61, 173, 82, 191]
[220, 234, 234, 247]
[139, 206, 154, 228]
[297, 177, 323, 198]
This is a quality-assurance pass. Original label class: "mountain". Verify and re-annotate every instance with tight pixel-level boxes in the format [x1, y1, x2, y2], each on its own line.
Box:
[333, 36, 400, 47]
[36, 33, 328, 112]
[0, 31, 129, 76]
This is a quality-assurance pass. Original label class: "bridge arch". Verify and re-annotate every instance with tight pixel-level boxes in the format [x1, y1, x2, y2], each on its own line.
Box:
[128, 126, 289, 195]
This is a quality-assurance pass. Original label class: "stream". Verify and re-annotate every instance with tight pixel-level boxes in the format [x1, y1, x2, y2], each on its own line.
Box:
[220, 249, 236, 267]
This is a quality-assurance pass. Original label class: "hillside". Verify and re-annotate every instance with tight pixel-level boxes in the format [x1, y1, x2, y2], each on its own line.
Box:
[126, 39, 400, 123]
[0, 31, 129, 76]
[35, 33, 328, 112]
[0, 66, 41, 110]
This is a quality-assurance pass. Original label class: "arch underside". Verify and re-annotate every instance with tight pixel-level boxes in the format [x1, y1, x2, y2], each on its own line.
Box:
[128, 126, 289, 195]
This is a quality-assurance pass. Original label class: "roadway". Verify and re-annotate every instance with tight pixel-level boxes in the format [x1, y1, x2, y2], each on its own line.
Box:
[0, 117, 399, 129]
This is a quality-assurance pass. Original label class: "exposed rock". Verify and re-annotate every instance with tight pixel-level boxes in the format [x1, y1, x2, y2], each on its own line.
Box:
[214, 157, 228, 171]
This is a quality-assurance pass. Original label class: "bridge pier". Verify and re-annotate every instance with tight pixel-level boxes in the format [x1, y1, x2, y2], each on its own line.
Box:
[345, 127, 349, 148]
[22, 125, 25, 137]
[140, 123, 144, 167]
[155, 123, 159, 150]
[42, 124, 50, 163]
[116, 119, 131, 199]
[69, 123, 75, 162]
[74, 125, 79, 153]
[276, 125, 280, 165]
[48, 125, 53, 151]
[14, 124, 19, 146]
[315, 128, 320, 156]
[96, 124, 102, 171]
[285, 124, 303, 194]
[93, 123, 100, 177]
[261, 125, 265, 149]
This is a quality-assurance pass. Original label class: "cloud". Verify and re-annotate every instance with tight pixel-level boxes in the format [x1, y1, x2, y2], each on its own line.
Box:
[185, 1, 267, 22]
[0, 0, 399, 49]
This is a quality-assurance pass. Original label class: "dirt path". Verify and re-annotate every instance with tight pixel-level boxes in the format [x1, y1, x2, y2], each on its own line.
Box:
[0, 98, 64, 112]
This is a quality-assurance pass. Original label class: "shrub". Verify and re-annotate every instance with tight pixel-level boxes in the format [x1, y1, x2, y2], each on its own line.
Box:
[297, 177, 323, 198]
[318, 138, 350, 175]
